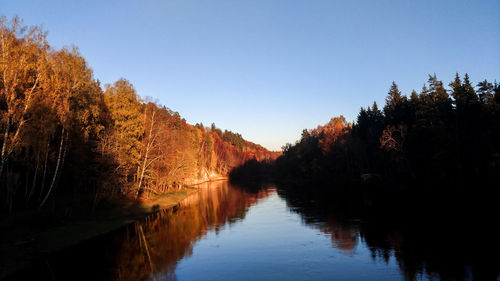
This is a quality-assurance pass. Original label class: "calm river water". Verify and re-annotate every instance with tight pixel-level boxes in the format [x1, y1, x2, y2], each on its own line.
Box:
[12, 180, 500, 280]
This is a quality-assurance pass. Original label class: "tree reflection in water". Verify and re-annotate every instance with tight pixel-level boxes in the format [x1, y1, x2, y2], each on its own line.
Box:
[7, 181, 499, 281]
[115, 181, 272, 281]
[276, 185, 500, 281]
[5, 181, 272, 281]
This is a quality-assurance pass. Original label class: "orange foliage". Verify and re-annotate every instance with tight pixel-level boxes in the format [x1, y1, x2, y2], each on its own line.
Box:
[310, 115, 351, 153]
[0, 17, 278, 210]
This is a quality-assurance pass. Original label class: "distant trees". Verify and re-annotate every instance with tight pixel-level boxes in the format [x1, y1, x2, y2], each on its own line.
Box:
[222, 130, 246, 149]
[0, 17, 278, 213]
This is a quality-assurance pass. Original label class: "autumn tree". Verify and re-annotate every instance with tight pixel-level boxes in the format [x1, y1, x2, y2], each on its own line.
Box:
[0, 16, 47, 185]
[314, 115, 349, 153]
[104, 79, 144, 193]
[37, 48, 103, 208]
[136, 102, 163, 198]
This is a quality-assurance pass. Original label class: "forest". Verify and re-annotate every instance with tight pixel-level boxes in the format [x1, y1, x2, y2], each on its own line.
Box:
[232, 74, 500, 197]
[0, 17, 278, 214]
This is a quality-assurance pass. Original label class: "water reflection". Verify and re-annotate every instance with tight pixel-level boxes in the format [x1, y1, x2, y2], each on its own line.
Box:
[113, 181, 274, 281]
[7, 181, 499, 281]
[276, 186, 500, 281]
[5, 181, 272, 281]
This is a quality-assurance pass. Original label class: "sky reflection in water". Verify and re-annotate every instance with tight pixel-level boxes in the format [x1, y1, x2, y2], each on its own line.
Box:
[158, 183, 404, 281]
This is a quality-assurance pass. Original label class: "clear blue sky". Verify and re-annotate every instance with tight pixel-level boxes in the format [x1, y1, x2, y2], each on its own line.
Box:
[1, 0, 499, 150]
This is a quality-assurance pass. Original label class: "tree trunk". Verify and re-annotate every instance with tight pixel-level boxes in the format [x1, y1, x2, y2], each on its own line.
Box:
[0, 117, 11, 180]
[136, 109, 157, 200]
[0, 73, 39, 180]
[136, 154, 148, 200]
[39, 128, 65, 209]
[52, 144, 67, 196]
[39, 137, 50, 201]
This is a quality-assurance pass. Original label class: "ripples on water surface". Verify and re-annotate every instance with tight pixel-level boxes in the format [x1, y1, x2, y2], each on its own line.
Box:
[10, 181, 500, 281]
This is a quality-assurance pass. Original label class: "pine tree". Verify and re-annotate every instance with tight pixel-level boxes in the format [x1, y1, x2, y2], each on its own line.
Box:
[476, 80, 494, 103]
[450, 73, 478, 107]
[384, 82, 406, 125]
[385, 82, 402, 111]
[462, 73, 479, 105]
[427, 74, 449, 102]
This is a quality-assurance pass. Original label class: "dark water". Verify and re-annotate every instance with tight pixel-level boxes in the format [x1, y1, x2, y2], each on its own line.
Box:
[9, 181, 500, 280]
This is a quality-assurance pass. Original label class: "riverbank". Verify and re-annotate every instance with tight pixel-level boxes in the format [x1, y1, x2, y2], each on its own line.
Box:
[0, 186, 200, 280]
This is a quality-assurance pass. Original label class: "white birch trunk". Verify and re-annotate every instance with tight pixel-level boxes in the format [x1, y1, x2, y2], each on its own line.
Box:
[39, 128, 65, 209]
[38, 137, 50, 201]
[136, 110, 157, 199]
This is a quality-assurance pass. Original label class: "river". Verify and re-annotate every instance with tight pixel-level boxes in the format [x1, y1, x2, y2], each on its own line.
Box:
[10, 180, 500, 280]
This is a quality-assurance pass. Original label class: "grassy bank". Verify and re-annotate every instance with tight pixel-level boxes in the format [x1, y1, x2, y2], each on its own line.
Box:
[0, 187, 199, 280]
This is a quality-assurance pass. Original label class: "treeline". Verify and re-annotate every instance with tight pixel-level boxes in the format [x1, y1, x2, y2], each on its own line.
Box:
[232, 73, 500, 195]
[276, 73, 499, 190]
[0, 17, 277, 213]
[275, 73, 500, 191]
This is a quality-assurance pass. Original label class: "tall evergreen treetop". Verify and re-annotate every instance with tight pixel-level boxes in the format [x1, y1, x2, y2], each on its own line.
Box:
[463, 74, 479, 104]
[384, 82, 407, 125]
[372, 101, 380, 113]
[451, 73, 479, 107]
[427, 74, 449, 102]
[477, 80, 494, 103]
[385, 82, 403, 111]
[410, 90, 419, 101]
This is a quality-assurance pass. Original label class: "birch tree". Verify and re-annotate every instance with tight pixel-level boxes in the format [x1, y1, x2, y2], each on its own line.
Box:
[39, 48, 100, 209]
[0, 16, 47, 180]
[136, 103, 161, 199]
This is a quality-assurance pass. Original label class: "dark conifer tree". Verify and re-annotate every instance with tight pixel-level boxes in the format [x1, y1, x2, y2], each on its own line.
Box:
[384, 82, 404, 125]
[477, 80, 494, 104]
